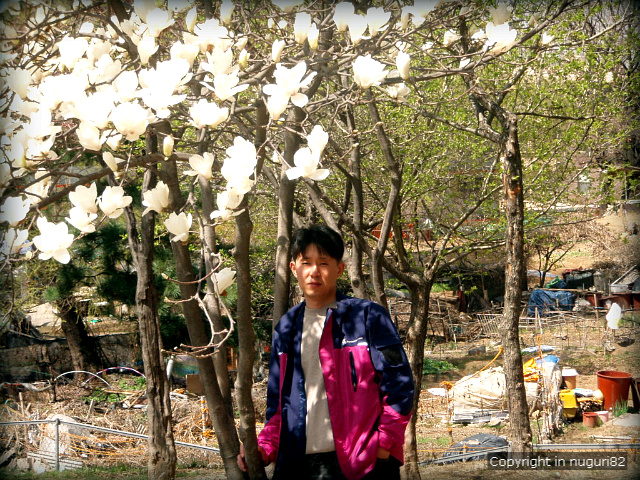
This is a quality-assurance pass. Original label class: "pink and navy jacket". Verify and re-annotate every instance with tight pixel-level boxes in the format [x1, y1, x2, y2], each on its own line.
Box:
[258, 292, 414, 480]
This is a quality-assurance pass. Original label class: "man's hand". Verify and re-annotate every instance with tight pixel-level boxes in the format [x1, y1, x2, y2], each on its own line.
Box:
[377, 447, 390, 459]
[237, 443, 269, 472]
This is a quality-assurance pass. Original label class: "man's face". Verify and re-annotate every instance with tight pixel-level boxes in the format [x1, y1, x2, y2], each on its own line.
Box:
[290, 244, 345, 308]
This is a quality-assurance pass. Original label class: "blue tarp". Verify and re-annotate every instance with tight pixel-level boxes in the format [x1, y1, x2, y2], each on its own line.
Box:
[527, 289, 575, 317]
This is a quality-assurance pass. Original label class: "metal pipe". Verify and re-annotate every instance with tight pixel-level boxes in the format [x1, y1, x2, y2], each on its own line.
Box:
[54, 418, 60, 472]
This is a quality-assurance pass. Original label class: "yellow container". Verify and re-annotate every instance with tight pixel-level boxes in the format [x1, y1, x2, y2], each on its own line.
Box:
[559, 389, 578, 419]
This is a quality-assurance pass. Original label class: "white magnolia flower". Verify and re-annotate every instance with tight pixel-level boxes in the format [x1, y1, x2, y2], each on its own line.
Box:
[410, 1, 439, 19]
[144, 8, 174, 37]
[352, 55, 387, 89]
[110, 102, 153, 141]
[396, 51, 410, 80]
[236, 36, 248, 51]
[57, 35, 88, 70]
[272, 39, 286, 62]
[0, 228, 29, 256]
[25, 170, 51, 200]
[347, 14, 368, 44]
[214, 267, 236, 293]
[0, 196, 31, 226]
[294, 12, 311, 44]
[306, 125, 328, 155]
[186, 152, 215, 179]
[33, 217, 74, 264]
[488, 2, 511, 25]
[138, 58, 191, 118]
[77, 121, 104, 151]
[366, 7, 390, 36]
[333, 2, 354, 32]
[87, 38, 113, 64]
[114, 70, 140, 102]
[541, 33, 554, 46]
[443, 29, 461, 46]
[142, 180, 170, 216]
[211, 189, 244, 221]
[485, 21, 517, 54]
[70, 91, 116, 130]
[207, 72, 250, 101]
[103, 152, 119, 173]
[164, 211, 192, 243]
[201, 47, 235, 76]
[66, 206, 97, 233]
[286, 147, 330, 181]
[170, 41, 200, 67]
[308, 24, 319, 50]
[604, 71, 614, 83]
[185, 7, 198, 32]
[459, 57, 471, 69]
[7, 68, 31, 99]
[238, 48, 250, 68]
[189, 99, 229, 129]
[273, 0, 304, 13]
[133, 0, 157, 22]
[137, 35, 158, 65]
[90, 54, 122, 85]
[221, 136, 257, 194]
[194, 17, 233, 53]
[98, 185, 133, 218]
[69, 182, 98, 214]
[386, 83, 410, 100]
[265, 86, 290, 120]
[163, 135, 174, 157]
[263, 62, 316, 109]
[220, 0, 234, 24]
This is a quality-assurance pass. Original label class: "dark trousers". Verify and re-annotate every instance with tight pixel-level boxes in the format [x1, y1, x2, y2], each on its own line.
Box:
[274, 451, 401, 480]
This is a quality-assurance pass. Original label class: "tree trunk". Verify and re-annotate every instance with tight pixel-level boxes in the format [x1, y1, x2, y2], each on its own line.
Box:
[272, 108, 305, 328]
[123, 168, 177, 480]
[402, 282, 431, 480]
[160, 155, 244, 479]
[234, 209, 267, 480]
[366, 92, 402, 310]
[198, 175, 233, 415]
[500, 113, 533, 453]
[58, 300, 102, 375]
[341, 99, 368, 299]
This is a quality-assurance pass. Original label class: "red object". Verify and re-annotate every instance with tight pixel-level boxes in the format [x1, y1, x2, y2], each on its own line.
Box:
[596, 370, 632, 411]
[583, 412, 600, 428]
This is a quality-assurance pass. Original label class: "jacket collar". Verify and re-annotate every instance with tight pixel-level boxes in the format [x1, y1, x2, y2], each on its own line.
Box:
[296, 290, 351, 327]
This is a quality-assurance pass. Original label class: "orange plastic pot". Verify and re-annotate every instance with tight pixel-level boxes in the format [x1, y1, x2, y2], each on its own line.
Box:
[596, 370, 632, 411]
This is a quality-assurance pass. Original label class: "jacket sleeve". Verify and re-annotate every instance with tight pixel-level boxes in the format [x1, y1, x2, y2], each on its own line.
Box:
[366, 302, 415, 455]
[257, 331, 284, 464]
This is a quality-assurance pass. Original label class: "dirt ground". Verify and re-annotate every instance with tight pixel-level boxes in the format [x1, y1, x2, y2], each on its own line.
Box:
[2, 313, 639, 478]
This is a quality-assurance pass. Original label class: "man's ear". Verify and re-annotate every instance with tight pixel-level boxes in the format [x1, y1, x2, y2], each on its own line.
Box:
[290, 261, 297, 277]
[338, 261, 345, 276]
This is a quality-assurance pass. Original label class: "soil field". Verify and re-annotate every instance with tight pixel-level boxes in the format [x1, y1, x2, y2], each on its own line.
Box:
[2, 312, 639, 479]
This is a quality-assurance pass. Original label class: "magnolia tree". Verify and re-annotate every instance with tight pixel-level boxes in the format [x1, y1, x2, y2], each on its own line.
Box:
[0, 0, 635, 479]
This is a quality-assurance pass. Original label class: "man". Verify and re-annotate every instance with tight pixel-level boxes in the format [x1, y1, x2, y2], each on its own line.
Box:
[239, 225, 414, 479]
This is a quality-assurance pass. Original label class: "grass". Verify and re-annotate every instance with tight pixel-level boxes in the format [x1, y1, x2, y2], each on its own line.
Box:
[0, 465, 217, 480]
[422, 357, 458, 375]
[0, 465, 147, 480]
[418, 435, 450, 446]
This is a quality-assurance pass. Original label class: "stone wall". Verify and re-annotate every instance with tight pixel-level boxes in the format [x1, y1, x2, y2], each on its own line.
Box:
[0, 333, 140, 383]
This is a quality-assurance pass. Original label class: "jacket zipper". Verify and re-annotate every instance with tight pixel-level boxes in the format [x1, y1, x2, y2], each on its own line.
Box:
[349, 352, 357, 392]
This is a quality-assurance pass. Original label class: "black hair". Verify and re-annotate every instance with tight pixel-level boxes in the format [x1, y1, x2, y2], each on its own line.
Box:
[290, 225, 344, 262]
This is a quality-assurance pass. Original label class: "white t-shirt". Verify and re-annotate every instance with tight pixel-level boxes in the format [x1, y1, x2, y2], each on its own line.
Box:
[301, 303, 336, 453]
